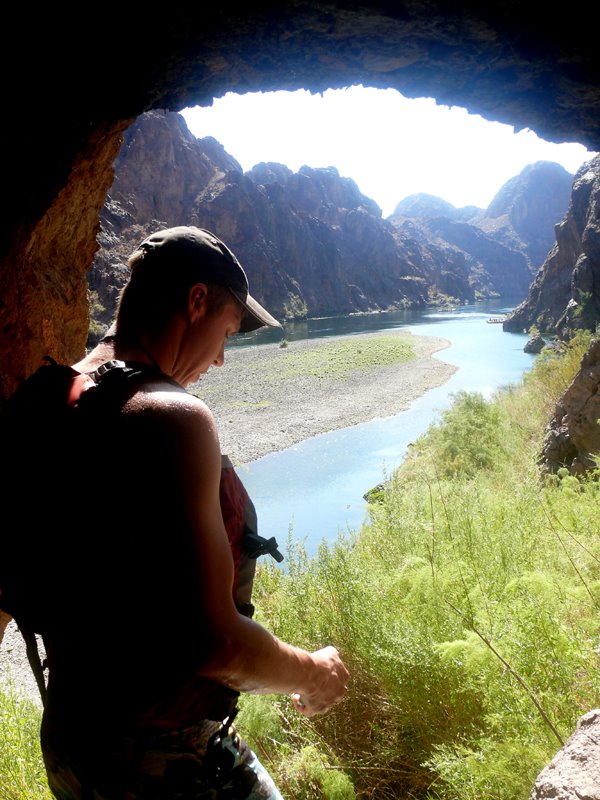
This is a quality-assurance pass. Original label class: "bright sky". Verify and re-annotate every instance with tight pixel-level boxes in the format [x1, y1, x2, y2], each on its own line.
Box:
[181, 86, 596, 218]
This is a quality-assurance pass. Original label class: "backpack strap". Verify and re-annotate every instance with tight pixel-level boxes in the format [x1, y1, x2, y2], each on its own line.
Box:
[220, 455, 283, 618]
[1, 358, 163, 706]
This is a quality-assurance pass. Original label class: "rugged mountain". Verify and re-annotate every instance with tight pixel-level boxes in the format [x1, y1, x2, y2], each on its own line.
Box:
[88, 112, 243, 334]
[392, 194, 482, 222]
[89, 110, 573, 339]
[90, 111, 429, 337]
[388, 161, 574, 301]
[539, 336, 600, 475]
[503, 155, 600, 336]
[479, 161, 574, 268]
[389, 212, 533, 298]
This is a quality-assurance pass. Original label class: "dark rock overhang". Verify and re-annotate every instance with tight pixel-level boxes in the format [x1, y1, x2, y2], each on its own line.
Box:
[1, 1, 600, 396]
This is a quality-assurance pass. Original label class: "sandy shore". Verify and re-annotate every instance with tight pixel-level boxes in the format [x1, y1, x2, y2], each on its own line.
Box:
[193, 329, 458, 465]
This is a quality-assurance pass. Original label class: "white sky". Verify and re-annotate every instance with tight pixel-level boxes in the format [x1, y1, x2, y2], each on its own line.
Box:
[181, 86, 596, 218]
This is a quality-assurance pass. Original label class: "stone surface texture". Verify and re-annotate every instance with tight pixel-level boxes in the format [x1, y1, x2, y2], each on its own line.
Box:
[89, 111, 573, 337]
[540, 337, 600, 474]
[2, 2, 600, 396]
[530, 710, 600, 800]
[504, 156, 600, 336]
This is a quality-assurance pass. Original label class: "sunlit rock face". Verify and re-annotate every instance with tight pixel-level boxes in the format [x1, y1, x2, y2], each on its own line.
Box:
[88, 111, 246, 335]
[503, 155, 600, 336]
[530, 709, 600, 800]
[89, 112, 572, 336]
[477, 161, 575, 270]
[393, 161, 575, 276]
[388, 161, 574, 301]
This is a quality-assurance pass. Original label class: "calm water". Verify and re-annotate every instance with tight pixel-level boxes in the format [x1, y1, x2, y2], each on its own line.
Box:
[232, 300, 534, 559]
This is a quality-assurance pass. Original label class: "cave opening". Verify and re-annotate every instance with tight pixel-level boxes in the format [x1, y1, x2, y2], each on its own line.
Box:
[178, 86, 595, 218]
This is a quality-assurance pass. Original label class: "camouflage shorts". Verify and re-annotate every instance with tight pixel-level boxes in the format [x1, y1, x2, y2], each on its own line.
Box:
[42, 712, 284, 800]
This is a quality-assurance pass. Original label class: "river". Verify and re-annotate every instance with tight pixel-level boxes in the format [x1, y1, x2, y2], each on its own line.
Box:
[230, 300, 535, 560]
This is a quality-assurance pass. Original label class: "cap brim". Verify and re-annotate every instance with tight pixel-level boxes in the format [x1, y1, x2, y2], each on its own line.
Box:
[230, 290, 282, 333]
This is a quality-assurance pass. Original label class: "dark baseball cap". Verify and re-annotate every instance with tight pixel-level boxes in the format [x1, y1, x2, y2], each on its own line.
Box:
[135, 226, 282, 333]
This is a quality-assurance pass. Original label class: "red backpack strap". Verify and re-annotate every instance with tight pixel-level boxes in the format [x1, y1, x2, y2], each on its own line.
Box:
[220, 455, 283, 618]
[219, 456, 248, 599]
[67, 371, 97, 406]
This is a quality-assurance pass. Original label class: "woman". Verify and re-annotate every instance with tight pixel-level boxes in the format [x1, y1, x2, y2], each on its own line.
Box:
[40, 226, 349, 799]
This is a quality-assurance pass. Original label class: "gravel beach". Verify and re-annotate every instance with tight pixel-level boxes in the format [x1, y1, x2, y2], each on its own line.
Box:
[194, 329, 458, 465]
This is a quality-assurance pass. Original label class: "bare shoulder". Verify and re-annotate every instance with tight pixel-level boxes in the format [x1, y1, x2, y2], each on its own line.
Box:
[124, 380, 219, 437]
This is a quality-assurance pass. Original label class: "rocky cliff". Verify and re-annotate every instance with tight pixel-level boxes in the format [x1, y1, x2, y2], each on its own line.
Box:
[90, 110, 427, 336]
[89, 110, 574, 339]
[539, 336, 600, 475]
[481, 161, 574, 269]
[503, 156, 600, 336]
[389, 161, 575, 301]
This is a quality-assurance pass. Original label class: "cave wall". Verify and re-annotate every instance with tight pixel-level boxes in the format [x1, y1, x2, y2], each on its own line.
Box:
[1, 1, 600, 397]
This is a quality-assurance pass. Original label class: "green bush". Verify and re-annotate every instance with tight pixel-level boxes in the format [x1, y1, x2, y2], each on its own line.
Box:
[424, 390, 504, 478]
[0, 684, 51, 800]
[242, 331, 600, 799]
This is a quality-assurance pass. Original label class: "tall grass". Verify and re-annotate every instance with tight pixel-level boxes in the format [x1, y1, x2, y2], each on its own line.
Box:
[241, 330, 600, 799]
[2, 331, 598, 800]
[0, 683, 51, 799]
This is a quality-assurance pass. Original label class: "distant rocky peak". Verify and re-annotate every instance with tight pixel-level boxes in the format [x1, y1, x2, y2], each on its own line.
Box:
[250, 162, 381, 215]
[247, 162, 294, 186]
[391, 193, 460, 219]
[477, 160, 574, 269]
[390, 193, 482, 222]
[485, 160, 573, 221]
[503, 154, 600, 337]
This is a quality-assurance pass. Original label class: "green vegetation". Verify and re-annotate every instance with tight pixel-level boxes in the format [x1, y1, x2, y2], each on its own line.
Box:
[87, 290, 108, 340]
[237, 329, 600, 799]
[574, 289, 593, 319]
[0, 684, 51, 799]
[198, 333, 416, 407]
[283, 293, 309, 320]
[271, 335, 414, 381]
[3, 330, 599, 800]
[427, 288, 460, 307]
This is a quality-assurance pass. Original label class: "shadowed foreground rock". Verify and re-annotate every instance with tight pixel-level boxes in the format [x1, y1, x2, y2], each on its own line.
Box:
[3, 3, 600, 397]
[539, 337, 600, 474]
[530, 710, 600, 800]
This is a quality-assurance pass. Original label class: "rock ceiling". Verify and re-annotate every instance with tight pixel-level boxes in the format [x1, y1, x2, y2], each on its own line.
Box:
[1, 1, 599, 396]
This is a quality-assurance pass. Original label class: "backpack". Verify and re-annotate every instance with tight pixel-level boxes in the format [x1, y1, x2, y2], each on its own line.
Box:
[0, 356, 282, 705]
